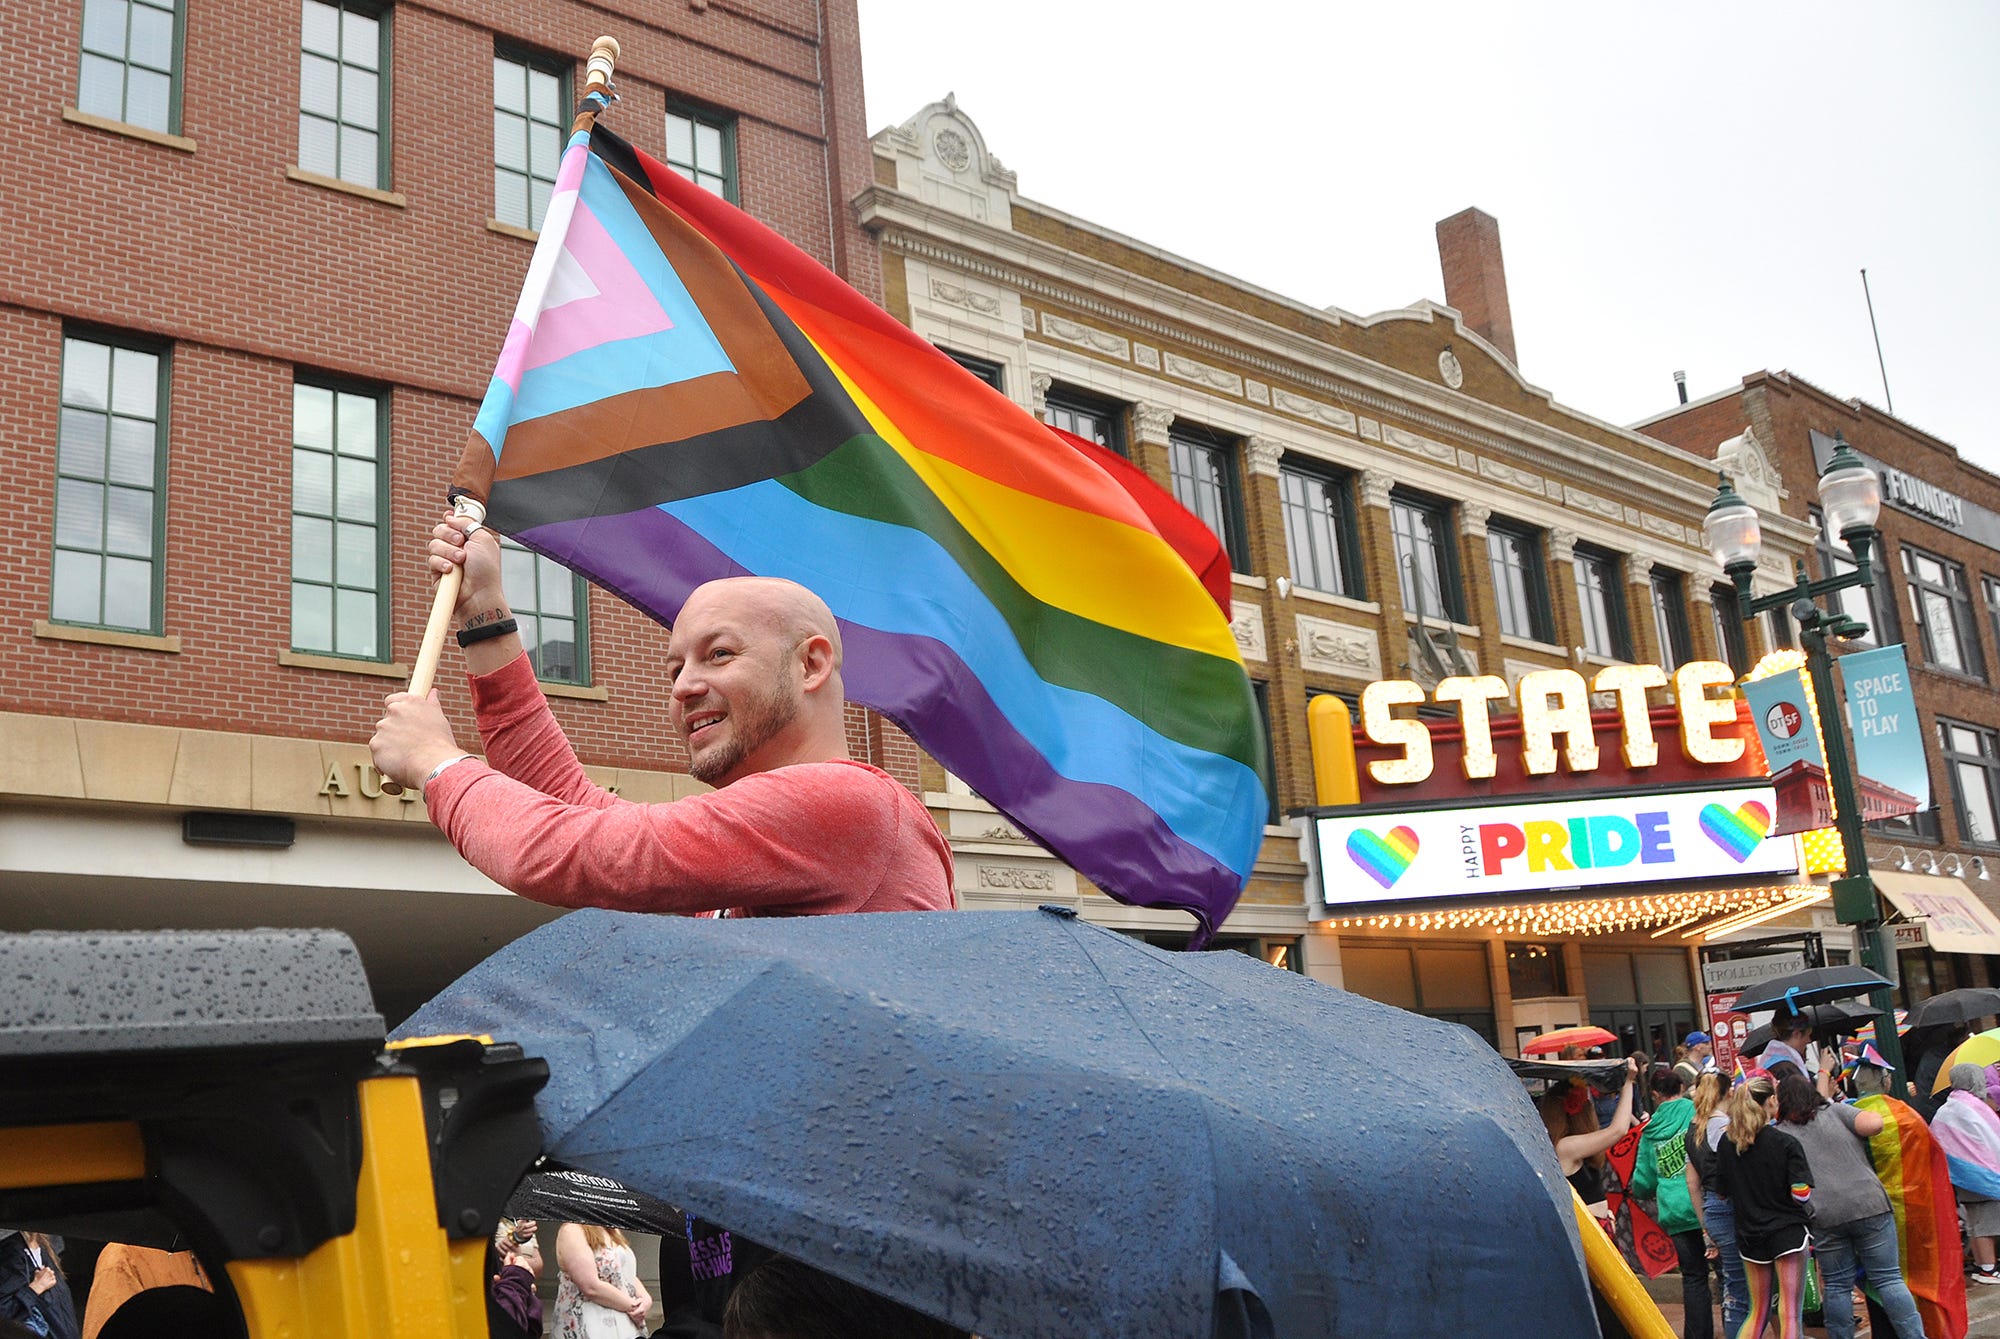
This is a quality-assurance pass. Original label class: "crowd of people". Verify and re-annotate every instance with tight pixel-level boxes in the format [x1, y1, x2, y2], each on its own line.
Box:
[1542, 1020, 2000, 1339]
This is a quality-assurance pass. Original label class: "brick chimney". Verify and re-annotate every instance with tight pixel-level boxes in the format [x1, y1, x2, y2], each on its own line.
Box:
[1436, 207, 1517, 367]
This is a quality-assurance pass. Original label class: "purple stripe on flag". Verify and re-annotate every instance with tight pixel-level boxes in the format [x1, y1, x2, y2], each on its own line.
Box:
[514, 506, 1244, 932]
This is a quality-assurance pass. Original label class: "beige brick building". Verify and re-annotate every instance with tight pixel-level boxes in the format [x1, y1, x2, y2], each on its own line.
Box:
[866, 98, 1832, 1053]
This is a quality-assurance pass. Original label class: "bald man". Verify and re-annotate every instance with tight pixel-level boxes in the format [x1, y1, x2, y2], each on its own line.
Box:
[370, 512, 955, 918]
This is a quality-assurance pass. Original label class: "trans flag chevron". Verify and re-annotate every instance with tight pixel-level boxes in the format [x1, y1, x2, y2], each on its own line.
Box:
[453, 118, 1269, 937]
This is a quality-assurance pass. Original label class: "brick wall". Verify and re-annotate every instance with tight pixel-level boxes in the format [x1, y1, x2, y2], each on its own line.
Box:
[1645, 371, 2000, 854]
[1, 0, 920, 790]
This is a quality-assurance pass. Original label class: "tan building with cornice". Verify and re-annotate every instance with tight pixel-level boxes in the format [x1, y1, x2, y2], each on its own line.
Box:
[867, 98, 1823, 1053]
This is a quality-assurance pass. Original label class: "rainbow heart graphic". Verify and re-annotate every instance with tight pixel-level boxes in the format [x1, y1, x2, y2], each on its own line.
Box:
[1347, 825, 1420, 889]
[1700, 801, 1771, 863]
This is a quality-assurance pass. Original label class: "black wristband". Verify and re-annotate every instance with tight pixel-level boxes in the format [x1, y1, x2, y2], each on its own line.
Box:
[457, 617, 519, 648]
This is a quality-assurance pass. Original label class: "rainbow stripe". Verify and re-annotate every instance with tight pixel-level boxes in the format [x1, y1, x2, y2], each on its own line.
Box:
[1859, 1094, 1968, 1339]
[453, 121, 1268, 935]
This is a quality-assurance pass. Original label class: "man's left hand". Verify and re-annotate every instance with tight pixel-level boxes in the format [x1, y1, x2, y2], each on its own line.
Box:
[370, 690, 462, 791]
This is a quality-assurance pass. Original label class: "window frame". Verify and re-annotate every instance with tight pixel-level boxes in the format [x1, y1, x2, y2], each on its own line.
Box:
[1169, 422, 1249, 572]
[1648, 567, 1692, 671]
[1710, 582, 1749, 676]
[1811, 504, 1900, 648]
[1278, 456, 1362, 600]
[298, 0, 392, 190]
[1572, 543, 1633, 661]
[499, 534, 591, 686]
[1250, 680, 1279, 825]
[51, 329, 171, 635]
[663, 100, 737, 203]
[937, 347, 1004, 392]
[76, 0, 185, 134]
[1986, 573, 2000, 667]
[1042, 383, 1128, 457]
[289, 376, 391, 661]
[1939, 718, 2000, 849]
[1902, 543, 1985, 680]
[1389, 489, 1465, 624]
[1485, 519, 1553, 643]
[491, 45, 571, 232]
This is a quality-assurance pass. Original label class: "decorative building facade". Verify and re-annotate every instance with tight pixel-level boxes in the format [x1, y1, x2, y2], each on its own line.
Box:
[864, 98, 1827, 1053]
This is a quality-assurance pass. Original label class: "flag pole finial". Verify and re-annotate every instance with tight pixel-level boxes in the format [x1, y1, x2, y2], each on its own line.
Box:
[585, 36, 621, 96]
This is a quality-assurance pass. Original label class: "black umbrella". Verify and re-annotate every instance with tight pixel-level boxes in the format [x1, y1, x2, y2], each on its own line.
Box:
[1506, 1056, 1630, 1091]
[1741, 1002, 1874, 1056]
[1729, 965, 1894, 1016]
[505, 1162, 688, 1237]
[1904, 987, 2000, 1031]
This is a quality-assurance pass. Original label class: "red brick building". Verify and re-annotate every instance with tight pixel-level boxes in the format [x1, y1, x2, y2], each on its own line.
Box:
[0, 0, 889, 1021]
[1641, 371, 2000, 994]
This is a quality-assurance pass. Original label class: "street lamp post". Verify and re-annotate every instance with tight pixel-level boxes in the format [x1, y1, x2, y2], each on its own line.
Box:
[1704, 433, 1910, 1100]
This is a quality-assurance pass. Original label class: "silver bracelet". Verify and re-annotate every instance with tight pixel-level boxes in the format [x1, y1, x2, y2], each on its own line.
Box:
[423, 754, 477, 791]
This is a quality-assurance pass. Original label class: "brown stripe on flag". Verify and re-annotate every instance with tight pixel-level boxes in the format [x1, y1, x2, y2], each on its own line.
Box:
[453, 148, 813, 495]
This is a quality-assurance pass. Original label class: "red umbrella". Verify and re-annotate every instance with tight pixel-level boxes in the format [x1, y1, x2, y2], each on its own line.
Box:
[1521, 1025, 1618, 1056]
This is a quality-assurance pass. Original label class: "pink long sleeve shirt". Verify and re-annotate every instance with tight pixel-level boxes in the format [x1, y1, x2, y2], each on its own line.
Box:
[424, 654, 956, 917]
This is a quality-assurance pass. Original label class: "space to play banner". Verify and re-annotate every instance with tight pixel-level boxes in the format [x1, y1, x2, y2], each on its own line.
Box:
[1312, 784, 1798, 911]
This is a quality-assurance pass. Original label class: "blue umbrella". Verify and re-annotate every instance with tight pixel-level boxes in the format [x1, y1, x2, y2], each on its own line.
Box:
[399, 906, 1595, 1339]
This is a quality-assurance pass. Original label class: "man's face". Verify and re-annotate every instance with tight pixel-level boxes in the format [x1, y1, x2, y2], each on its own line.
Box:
[666, 590, 804, 787]
[1694, 1042, 1712, 1060]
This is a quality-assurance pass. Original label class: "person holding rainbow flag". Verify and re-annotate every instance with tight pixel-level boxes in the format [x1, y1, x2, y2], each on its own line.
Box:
[1853, 1045, 1967, 1339]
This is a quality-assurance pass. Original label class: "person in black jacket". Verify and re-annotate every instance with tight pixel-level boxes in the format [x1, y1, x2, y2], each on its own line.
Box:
[1716, 1073, 1814, 1339]
[0, 1232, 79, 1339]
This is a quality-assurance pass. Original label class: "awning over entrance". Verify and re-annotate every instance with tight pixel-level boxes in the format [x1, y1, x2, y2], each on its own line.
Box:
[1875, 872, 2000, 955]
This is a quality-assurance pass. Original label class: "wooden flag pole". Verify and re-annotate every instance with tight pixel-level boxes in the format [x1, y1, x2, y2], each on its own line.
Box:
[379, 495, 485, 797]
[380, 35, 620, 798]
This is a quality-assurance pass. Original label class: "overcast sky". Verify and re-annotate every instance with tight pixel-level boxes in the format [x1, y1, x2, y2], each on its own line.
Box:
[855, 2, 2000, 479]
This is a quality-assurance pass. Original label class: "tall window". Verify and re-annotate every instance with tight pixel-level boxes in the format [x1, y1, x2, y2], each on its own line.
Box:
[53, 334, 167, 632]
[1710, 583, 1748, 675]
[1279, 460, 1359, 598]
[1486, 521, 1552, 642]
[1986, 574, 2000, 660]
[1573, 545, 1632, 661]
[937, 347, 1003, 391]
[1251, 681, 1278, 824]
[664, 103, 735, 201]
[1649, 568, 1691, 670]
[299, 0, 386, 189]
[1169, 424, 1247, 570]
[1390, 491, 1464, 623]
[1042, 384, 1126, 456]
[1812, 505, 1898, 648]
[1903, 545, 1984, 678]
[501, 537, 587, 684]
[1940, 720, 2000, 847]
[77, 0, 179, 132]
[493, 50, 567, 231]
[291, 381, 385, 659]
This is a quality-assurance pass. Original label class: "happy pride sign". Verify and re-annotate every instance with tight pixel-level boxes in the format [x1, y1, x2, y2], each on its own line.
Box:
[1311, 785, 1796, 910]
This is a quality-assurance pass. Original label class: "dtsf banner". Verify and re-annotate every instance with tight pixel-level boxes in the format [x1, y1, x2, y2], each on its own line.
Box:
[1840, 645, 1929, 820]
[1742, 669, 1831, 837]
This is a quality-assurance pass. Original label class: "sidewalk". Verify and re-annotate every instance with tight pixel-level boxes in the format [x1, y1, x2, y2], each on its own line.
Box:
[1639, 1268, 2000, 1337]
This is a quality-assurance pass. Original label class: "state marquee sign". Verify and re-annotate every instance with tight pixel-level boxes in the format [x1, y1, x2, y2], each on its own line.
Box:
[1304, 661, 1801, 915]
[1314, 783, 1798, 909]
